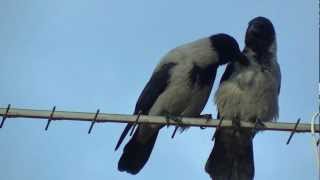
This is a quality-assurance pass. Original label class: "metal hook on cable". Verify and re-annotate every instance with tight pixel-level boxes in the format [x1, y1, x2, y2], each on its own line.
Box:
[45, 106, 56, 131]
[0, 104, 11, 128]
[88, 109, 100, 134]
[211, 118, 224, 141]
[286, 118, 301, 145]
[130, 110, 142, 136]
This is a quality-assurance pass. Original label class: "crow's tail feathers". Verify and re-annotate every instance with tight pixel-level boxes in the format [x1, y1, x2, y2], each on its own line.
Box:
[118, 127, 159, 175]
[205, 129, 254, 180]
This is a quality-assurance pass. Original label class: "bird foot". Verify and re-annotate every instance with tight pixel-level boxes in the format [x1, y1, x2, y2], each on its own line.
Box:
[232, 119, 241, 130]
[199, 114, 212, 121]
[199, 114, 212, 129]
[165, 115, 183, 127]
[230, 119, 242, 136]
[251, 118, 265, 138]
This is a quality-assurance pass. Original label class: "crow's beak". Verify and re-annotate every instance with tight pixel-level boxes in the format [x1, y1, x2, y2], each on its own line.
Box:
[238, 53, 249, 66]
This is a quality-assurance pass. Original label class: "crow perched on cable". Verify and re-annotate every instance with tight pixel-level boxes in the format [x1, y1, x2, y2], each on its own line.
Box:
[205, 17, 281, 180]
[115, 34, 248, 175]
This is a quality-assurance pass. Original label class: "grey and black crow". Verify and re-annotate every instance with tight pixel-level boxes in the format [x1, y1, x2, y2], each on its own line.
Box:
[205, 17, 281, 180]
[115, 34, 247, 175]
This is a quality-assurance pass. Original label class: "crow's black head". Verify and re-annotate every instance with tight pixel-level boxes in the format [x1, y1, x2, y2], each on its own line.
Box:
[245, 16, 276, 53]
[210, 33, 248, 65]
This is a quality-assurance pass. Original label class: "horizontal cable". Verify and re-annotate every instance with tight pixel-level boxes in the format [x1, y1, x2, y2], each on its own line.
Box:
[0, 107, 318, 133]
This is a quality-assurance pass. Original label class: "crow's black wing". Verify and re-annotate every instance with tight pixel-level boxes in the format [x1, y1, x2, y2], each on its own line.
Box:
[115, 62, 176, 150]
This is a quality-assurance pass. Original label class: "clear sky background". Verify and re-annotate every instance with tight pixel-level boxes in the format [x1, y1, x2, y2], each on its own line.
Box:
[0, 0, 318, 180]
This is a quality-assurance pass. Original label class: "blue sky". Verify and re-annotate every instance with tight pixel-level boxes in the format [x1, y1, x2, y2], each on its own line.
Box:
[0, 0, 318, 180]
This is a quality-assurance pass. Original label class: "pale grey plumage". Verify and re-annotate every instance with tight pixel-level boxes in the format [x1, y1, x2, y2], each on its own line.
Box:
[205, 17, 281, 180]
[135, 38, 219, 143]
[215, 41, 280, 123]
[116, 34, 246, 175]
